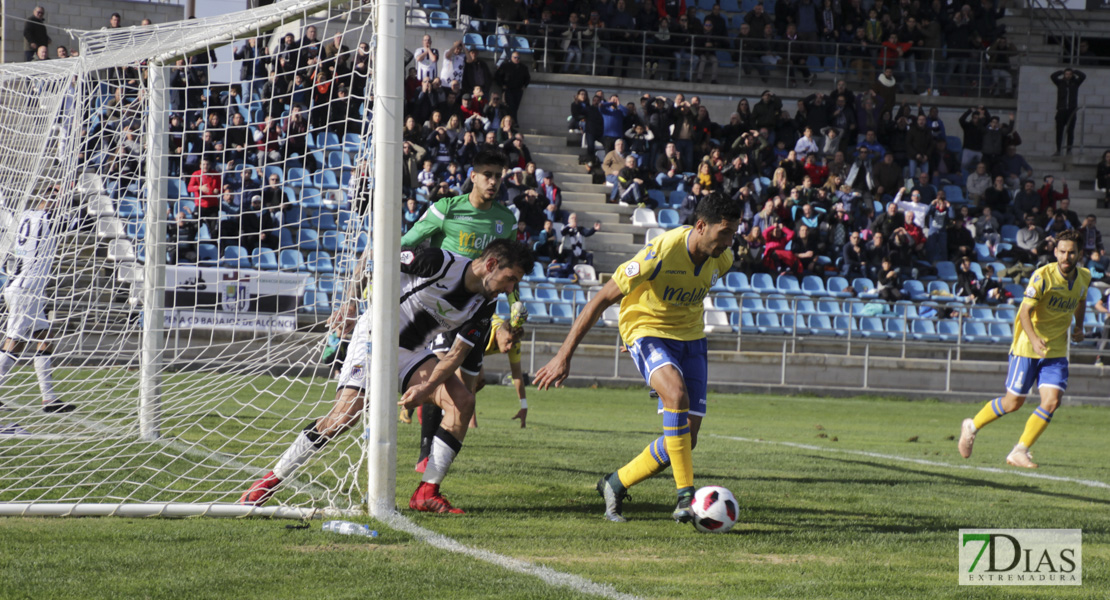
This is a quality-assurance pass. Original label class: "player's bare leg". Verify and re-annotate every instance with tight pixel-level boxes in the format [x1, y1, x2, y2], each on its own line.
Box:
[405, 358, 475, 514]
[959, 392, 1026, 459]
[241, 387, 365, 506]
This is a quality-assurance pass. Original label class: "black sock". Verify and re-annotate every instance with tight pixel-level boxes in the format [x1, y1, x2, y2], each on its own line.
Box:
[418, 404, 444, 462]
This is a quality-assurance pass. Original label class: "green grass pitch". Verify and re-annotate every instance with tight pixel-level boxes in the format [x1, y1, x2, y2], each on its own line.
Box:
[1, 382, 1108, 599]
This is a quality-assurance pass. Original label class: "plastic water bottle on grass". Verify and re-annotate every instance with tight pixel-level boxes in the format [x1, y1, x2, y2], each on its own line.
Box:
[322, 520, 378, 537]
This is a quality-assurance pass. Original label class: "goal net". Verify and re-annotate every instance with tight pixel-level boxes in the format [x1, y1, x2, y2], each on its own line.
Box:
[0, 0, 391, 518]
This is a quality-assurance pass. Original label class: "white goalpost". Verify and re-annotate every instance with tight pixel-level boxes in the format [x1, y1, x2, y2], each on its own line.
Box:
[0, 0, 404, 519]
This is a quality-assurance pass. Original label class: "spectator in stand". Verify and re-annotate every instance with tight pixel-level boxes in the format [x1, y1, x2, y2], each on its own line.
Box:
[655, 141, 685, 190]
[752, 90, 782, 142]
[947, 215, 976, 262]
[239, 195, 278, 252]
[695, 17, 722, 84]
[1080, 215, 1104, 259]
[958, 107, 987, 172]
[840, 230, 867, 278]
[402, 198, 423, 234]
[980, 113, 1014, 169]
[872, 152, 901, 201]
[1012, 179, 1043, 224]
[983, 175, 1011, 221]
[561, 12, 586, 74]
[793, 127, 820, 162]
[439, 41, 466, 90]
[558, 213, 601, 267]
[599, 95, 627, 151]
[966, 162, 992, 206]
[998, 145, 1033, 191]
[906, 114, 934, 178]
[461, 49, 493, 94]
[998, 213, 1049, 265]
[1050, 68, 1086, 156]
[872, 67, 897, 115]
[1057, 198, 1081, 230]
[923, 194, 952, 263]
[495, 52, 530, 122]
[23, 6, 50, 63]
[1097, 150, 1110, 209]
[534, 220, 559, 260]
[608, 0, 638, 78]
[616, 155, 650, 207]
[602, 138, 629, 193]
[581, 11, 612, 76]
[188, 158, 222, 238]
[413, 35, 438, 82]
[1038, 175, 1069, 214]
[763, 221, 801, 276]
[911, 171, 937, 205]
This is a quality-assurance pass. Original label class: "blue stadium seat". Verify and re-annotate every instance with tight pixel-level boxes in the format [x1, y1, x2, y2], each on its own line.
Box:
[936, 261, 958, 282]
[118, 197, 144, 219]
[777, 274, 803, 295]
[251, 248, 278, 270]
[549, 302, 574, 324]
[927, 280, 957, 301]
[299, 228, 320, 251]
[279, 228, 296, 250]
[750, 273, 775, 294]
[795, 299, 817, 315]
[524, 301, 551, 324]
[533, 283, 559, 301]
[344, 133, 362, 154]
[429, 10, 452, 28]
[912, 319, 941, 341]
[463, 32, 486, 51]
[738, 312, 758, 334]
[903, 280, 929, 301]
[713, 293, 739, 311]
[286, 167, 308, 188]
[197, 243, 219, 266]
[885, 318, 908, 339]
[220, 245, 251, 269]
[317, 211, 338, 231]
[937, 320, 961, 342]
[944, 185, 966, 205]
[740, 293, 765, 313]
[892, 301, 917, 318]
[302, 290, 329, 313]
[315, 170, 341, 190]
[523, 262, 546, 282]
[800, 275, 827, 297]
[781, 313, 806, 334]
[946, 135, 963, 153]
[1001, 224, 1019, 244]
[765, 295, 791, 313]
[995, 306, 1016, 323]
[833, 315, 856, 335]
[963, 321, 989, 343]
[852, 277, 877, 298]
[316, 276, 337, 295]
[658, 208, 681, 229]
[320, 230, 341, 253]
[647, 189, 666, 207]
[306, 250, 334, 273]
[669, 190, 687, 207]
[809, 314, 838, 336]
[817, 299, 841, 315]
[1088, 287, 1101, 306]
[280, 249, 305, 271]
[301, 187, 324, 209]
[510, 36, 534, 54]
[989, 322, 1012, 342]
[857, 316, 888, 338]
[826, 276, 852, 298]
[756, 312, 787, 335]
[496, 298, 511, 316]
[974, 243, 993, 262]
[725, 272, 751, 293]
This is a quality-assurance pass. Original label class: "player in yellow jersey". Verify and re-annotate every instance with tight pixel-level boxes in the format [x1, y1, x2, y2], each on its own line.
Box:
[958, 229, 1090, 468]
[535, 193, 740, 522]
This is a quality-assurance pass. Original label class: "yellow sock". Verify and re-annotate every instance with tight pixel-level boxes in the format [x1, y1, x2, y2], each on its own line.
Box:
[972, 397, 1008, 430]
[616, 436, 669, 489]
[1019, 407, 1054, 448]
[662, 408, 693, 490]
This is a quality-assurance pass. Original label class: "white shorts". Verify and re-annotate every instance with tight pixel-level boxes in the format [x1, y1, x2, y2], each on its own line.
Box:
[336, 313, 436, 393]
[4, 287, 49, 341]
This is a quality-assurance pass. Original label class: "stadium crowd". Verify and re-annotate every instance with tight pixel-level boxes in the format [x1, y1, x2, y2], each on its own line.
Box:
[570, 82, 1107, 303]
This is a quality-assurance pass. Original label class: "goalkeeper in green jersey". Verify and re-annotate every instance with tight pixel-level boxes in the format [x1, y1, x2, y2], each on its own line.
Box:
[399, 148, 525, 470]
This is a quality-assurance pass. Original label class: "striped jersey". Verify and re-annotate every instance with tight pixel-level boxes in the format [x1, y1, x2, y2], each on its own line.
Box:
[7, 209, 57, 295]
[393, 247, 495, 352]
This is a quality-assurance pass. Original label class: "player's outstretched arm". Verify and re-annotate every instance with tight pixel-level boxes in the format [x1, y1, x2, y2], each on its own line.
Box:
[399, 336, 473, 409]
[534, 279, 623, 390]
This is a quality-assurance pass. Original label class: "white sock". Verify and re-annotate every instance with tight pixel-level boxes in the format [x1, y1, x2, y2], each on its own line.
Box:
[274, 423, 326, 480]
[422, 428, 461, 485]
[0, 351, 16, 381]
[34, 354, 57, 404]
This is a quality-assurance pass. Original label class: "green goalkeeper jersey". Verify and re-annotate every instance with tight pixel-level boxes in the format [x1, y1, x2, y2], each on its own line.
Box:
[401, 194, 517, 259]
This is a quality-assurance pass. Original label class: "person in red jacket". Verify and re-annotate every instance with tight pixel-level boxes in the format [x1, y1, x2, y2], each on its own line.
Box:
[878, 33, 911, 70]
[187, 158, 222, 240]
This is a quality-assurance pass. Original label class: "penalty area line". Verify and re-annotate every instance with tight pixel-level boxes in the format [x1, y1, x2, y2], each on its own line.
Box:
[710, 434, 1110, 491]
[379, 511, 645, 600]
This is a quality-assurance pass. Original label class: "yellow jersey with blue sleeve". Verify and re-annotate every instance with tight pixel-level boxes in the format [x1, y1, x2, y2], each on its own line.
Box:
[1012, 263, 1091, 359]
[610, 226, 733, 344]
[483, 313, 521, 364]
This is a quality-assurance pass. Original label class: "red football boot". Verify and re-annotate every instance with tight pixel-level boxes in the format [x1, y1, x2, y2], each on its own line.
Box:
[409, 482, 465, 514]
[240, 471, 281, 506]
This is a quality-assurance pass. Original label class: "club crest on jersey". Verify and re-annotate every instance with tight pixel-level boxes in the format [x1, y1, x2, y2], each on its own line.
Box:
[495, 220, 504, 234]
[711, 270, 720, 287]
[400, 251, 415, 265]
[1025, 285, 1038, 299]
[625, 262, 641, 277]
[350, 364, 364, 381]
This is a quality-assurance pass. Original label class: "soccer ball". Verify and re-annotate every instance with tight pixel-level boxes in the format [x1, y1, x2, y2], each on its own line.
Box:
[691, 485, 738, 533]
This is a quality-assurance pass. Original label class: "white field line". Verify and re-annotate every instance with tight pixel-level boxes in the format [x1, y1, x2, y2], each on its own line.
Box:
[379, 511, 645, 600]
[40, 410, 644, 600]
[710, 434, 1110, 491]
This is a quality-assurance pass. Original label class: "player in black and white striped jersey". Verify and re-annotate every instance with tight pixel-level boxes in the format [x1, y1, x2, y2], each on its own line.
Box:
[241, 239, 534, 513]
[0, 196, 72, 413]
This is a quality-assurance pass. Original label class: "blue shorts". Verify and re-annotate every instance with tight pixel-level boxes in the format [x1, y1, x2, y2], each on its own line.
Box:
[1005, 354, 1069, 396]
[626, 336, 708, 417]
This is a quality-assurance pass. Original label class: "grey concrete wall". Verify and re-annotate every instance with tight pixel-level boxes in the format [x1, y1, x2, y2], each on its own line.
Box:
[4, 0, 185, 63]
[1017, 65, 1110, 157]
